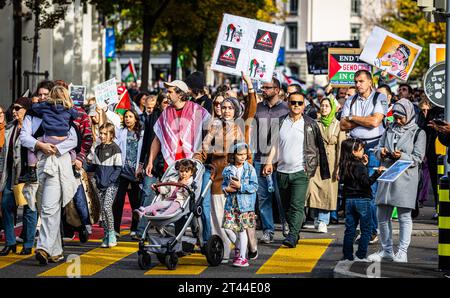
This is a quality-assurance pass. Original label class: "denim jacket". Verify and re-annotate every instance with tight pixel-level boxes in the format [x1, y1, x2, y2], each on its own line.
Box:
[222, 161, 258, 213]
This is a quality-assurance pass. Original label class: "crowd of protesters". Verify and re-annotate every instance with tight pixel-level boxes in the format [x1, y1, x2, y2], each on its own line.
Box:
[0, 67, 445, 267]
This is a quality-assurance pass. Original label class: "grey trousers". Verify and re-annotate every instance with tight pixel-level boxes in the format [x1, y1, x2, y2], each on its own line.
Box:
[377, 205, 413, 254]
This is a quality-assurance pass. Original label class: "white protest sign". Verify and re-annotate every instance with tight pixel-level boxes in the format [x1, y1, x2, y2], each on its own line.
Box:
[211, 13, 284, 82]
[360, 26, 422, 81]
[94, 78, 118, 108]
[430, 44, 445, 66]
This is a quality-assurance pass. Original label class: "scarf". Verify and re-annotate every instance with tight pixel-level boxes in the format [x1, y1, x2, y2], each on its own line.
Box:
[391, 98, 417, 136]
[154, 100, 210, 166]
[319, 97, 336, 128]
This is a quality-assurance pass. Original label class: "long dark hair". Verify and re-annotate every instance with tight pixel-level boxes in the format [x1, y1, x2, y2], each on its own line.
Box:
[339, 138, 366, 182]
[122, 109, 142, 139]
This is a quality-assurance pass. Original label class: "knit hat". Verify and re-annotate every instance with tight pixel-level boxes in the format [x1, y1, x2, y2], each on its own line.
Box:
[221, 97, 242, 119]
[185, 71, 205, 90]
[15, 97, 32, 110]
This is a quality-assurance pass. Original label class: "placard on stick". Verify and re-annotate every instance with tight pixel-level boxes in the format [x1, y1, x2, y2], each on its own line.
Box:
[328, 48, 371, 87]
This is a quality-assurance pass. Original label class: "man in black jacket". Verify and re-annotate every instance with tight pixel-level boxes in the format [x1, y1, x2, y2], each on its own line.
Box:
[185, 71, 213, 114]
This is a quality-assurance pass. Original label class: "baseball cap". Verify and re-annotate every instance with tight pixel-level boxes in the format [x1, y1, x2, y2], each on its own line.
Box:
[164, 80, 189, 93]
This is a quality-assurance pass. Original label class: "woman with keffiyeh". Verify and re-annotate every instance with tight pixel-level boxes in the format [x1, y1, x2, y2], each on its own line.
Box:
[306, 96, 346, 234]
[368, 98, 426, 263]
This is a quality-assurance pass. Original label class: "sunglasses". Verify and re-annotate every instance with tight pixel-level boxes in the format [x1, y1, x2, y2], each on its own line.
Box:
[289, 101, 304, 106]
[13, 106, 24, 111]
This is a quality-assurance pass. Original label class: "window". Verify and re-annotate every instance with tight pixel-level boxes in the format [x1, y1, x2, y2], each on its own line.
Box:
[351, 0, 361, 16]
[351, 23, 361, 41]
[289, 0, 298, 15]
[286, 23, 298, 49]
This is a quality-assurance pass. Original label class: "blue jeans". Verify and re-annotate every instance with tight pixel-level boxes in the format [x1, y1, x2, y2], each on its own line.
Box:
[254, 161, 275, 233]
[136, 174, 158, 237]
[365, 140, 380, 236]
[343, 198, 372, 260]
[314, 209, 330, 225]
[20, 205, 38, 249]
[1, 175, 16, 246]
[200, 168, 212, 244]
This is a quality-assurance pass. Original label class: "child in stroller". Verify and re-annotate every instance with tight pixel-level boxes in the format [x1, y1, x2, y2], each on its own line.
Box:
[134, 159, 196, 217]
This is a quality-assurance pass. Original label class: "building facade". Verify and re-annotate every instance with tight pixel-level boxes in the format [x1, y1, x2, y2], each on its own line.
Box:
[0, 2, 105, 107]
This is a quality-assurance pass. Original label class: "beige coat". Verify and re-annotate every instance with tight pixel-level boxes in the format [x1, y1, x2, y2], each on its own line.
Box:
[306, 118, 346, 211]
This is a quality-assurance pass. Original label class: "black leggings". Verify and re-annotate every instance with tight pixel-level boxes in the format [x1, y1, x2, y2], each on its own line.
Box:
[113, 177, 141, 233]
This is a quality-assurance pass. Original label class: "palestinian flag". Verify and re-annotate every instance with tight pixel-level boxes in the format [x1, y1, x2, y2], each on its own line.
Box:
[114, 86, 131, 116]
[121, 58, 137, 82]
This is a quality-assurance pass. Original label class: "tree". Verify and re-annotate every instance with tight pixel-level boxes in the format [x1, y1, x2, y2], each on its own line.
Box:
[380, 0, 445, 80]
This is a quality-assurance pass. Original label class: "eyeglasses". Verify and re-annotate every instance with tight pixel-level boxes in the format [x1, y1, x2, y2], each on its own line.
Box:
[260, 86, 275, 90]
[289, 101, 304, 106]
[13, 106, 24, 111]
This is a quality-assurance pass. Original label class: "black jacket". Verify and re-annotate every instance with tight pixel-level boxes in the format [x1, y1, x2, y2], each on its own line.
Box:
[343, 161, 381, 199]
[139, 109, 164, 177]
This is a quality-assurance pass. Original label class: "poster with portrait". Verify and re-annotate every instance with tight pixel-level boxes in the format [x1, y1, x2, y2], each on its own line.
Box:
[69, 84, 86, 107]
[360, 26, 422, 81]
[211, 13, 284, 82]
[430, 44, 445, 66]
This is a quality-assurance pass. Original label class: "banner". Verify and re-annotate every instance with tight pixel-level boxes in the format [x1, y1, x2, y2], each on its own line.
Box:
[328, 48, 371, 87]
[360, 26, 422, 81]
[211, 13, 284, 82]
[430, 44, 445, 66]
[69, 84, 86, 107]
[305, 40, 359, 75]
[93, 78, 118, 108]
[105, 28, 116, 59]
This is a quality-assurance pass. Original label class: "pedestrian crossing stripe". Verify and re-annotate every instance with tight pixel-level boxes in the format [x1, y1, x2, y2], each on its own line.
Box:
[145, 253, 209, 276]
[38, 241, 138, 277]
[0, 246, 35, 270]
[256, 239, 333, 275]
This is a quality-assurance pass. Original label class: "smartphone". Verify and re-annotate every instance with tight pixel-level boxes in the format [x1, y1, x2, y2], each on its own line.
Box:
[433, 119, 447, 126]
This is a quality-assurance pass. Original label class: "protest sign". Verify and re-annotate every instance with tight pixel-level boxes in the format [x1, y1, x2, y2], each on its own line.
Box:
[211, 13, 284, 82]
[360, 26, 422, 81]
[328, 48, 371, 87]
[430, 44, 445, 66]
[377, 160, 414, 183]
[305, 40, 359, 75]
[69, 84, 87, 106]
[424, 61, 445, 108]
[93, 78, 118, 108]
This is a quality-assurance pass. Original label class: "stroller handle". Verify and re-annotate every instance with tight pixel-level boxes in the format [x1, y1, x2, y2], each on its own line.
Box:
[204, 164, 217, 181]
[153, 182, 193, 193]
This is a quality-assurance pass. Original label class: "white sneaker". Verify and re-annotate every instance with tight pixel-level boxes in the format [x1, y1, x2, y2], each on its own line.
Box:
[354, 256, 371, 262]
[317, 222, 327, 233]
[367, 250, 394, 262]
[393, 251, 408, 263]
[16, 236, 24, 243]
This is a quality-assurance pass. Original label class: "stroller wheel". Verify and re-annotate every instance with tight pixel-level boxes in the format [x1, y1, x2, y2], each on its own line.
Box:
[138, 252, 152, 270]
[156, 253, 166, 264]
[205, 235, 224, 266]
[165, 253, 178, 270]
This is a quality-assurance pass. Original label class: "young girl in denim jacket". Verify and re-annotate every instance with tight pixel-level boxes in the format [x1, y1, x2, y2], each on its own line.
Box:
[222, 142, 258, 267]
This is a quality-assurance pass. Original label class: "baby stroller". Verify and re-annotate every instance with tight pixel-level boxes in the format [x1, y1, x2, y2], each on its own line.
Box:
[137, 159, 224, 270]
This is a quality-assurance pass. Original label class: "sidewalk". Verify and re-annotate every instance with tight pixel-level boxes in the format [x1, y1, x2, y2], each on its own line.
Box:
[333, 205, 447, 278]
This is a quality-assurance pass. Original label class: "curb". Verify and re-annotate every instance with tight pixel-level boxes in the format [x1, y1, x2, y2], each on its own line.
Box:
[333, 260, 385, 278]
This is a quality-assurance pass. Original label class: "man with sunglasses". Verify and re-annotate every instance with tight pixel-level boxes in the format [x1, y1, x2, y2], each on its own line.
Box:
[253, 77, 289, 244]
[340, 70, 389, 244]
[263, 91, 330, 248]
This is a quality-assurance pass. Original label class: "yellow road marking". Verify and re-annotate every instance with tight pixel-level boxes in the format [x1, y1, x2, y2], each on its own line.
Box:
[38, 241, 138, 277]
[256, 239, 333, 275]
[0, 246, 35, 270]
[145, 253, 208, 275]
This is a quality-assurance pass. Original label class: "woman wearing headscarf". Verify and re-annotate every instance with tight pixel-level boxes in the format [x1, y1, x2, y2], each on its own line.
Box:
[306, 97, 346, 233]
[0, 97, 38, 256]
[368, 98, 426, 263]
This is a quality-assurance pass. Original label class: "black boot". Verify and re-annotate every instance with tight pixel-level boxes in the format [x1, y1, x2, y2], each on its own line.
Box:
[19, 247, 32, 255]
[0, 244, 17, 256]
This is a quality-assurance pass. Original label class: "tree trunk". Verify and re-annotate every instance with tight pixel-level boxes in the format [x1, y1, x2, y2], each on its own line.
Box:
[31, 0, 40, 90]
[196, 36, 204, 73]
[140, 11, 152, 92]
[170, 35, 179, 81]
